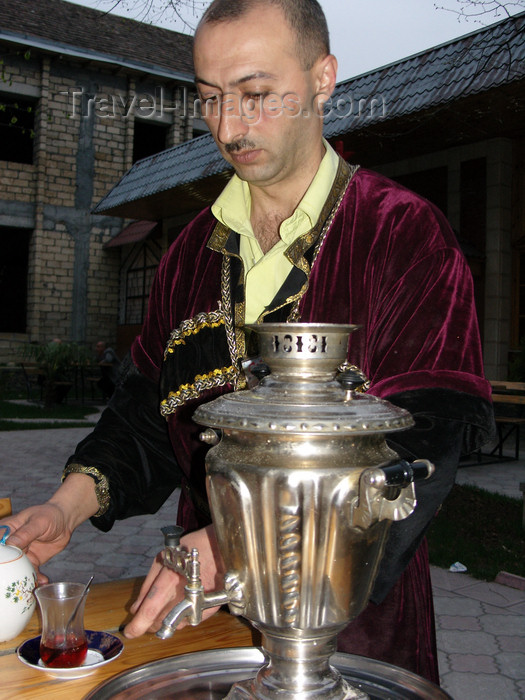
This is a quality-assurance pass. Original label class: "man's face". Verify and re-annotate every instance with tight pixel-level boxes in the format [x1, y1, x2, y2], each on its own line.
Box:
[194, 5, 336, 191]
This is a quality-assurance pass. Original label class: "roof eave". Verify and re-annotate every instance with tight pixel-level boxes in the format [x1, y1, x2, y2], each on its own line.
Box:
[95, 169, 233, 220]
[0, 29, 195, 84]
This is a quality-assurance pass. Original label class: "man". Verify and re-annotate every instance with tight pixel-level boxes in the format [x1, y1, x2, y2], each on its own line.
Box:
[95, 340, 121, 399]
[3, 0, 493, 684]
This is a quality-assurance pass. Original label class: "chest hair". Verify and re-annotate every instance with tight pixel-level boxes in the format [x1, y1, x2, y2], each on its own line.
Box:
[252, 212, 285, 255]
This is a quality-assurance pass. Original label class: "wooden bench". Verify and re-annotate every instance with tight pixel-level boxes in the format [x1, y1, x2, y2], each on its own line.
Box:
[488, 382, 525, 461]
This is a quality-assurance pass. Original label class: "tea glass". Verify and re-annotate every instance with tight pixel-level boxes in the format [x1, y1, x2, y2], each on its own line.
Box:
[34, 582, 89, 668]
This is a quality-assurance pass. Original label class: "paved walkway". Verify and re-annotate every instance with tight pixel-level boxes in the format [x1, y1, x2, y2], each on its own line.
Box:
[1, 419, 524, 699]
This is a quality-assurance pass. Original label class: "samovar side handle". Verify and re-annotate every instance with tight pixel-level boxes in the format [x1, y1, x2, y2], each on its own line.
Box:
[350, 459, 434, 530]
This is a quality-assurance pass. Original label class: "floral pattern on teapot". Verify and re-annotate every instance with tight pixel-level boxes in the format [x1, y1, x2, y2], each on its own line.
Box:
[5, 573, 37, 615]
[0, 525, 38, 642]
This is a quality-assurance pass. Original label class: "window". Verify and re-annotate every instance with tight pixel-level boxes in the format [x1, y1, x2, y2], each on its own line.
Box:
[132, 119, 169, 163]
[460, 158, 487, 340]
[460, 158, 486, 255]
[0, 227, 31, 332]
[124, 241, 161, 325]
[0, 94, 36, 164]
[393, 167, 448, 216]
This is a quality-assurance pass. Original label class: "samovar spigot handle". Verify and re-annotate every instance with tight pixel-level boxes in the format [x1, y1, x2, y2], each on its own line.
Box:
[351, 459, 434, 529]
[161, 524, 184, 548]
[156, 530, 240, 639]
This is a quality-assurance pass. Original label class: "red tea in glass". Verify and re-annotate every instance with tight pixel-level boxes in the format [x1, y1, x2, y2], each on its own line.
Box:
[40, 634, 88, 668]
[34, 582, 89, 669]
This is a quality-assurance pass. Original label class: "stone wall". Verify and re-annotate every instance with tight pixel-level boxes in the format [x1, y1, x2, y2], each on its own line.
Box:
[0, 45, 193, 364]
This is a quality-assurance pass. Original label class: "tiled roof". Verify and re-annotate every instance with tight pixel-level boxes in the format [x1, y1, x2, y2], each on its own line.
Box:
[323, 10, 525, 139]
[94, 134, 230, 216]
[0, 0, 194, 78]
[94, 11, 525, 217]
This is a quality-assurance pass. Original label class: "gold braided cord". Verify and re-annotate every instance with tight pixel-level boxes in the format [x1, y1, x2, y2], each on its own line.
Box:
[160, 365, 238, 416]
[220, 255, 243, 389]
[164, 309, 225, 359]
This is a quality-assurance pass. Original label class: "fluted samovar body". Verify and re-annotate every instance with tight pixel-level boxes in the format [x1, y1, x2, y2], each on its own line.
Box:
[159, 324, 433, 700]
[206, 422, 402, 632]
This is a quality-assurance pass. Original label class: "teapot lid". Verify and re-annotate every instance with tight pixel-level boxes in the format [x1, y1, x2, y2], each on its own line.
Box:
[0, 525, 23, 564]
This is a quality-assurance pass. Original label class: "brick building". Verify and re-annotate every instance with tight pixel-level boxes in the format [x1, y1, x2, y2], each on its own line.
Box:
[0, 0, 201, 362]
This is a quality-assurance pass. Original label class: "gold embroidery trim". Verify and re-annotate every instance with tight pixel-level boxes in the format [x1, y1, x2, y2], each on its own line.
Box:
[164, 309, 226, 359]
[62, 463, 110, 518]
[256, 161, 359, 324]
[287, 162, 359, 322]
[160, 365, 238, 416]
[207, 220, 231, 253]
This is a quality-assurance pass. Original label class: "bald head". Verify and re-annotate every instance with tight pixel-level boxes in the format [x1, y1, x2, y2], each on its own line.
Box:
[197, 0, 330, 70]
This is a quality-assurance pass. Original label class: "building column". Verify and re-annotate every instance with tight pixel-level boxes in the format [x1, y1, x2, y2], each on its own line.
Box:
[483, 138, 513, 379]
[26, 56, 50, 342]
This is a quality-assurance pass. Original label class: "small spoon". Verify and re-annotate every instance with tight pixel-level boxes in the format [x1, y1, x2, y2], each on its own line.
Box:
[65, 575, 94, 633]
[43, 575, 94, 666]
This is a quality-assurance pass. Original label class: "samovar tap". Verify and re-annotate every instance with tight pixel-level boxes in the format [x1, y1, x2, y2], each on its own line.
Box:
[157, 529, 243, 639]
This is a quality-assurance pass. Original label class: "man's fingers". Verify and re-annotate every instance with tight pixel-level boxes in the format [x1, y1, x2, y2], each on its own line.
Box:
[125, 526, 223, 640]
[125, 567, 183, 639]
[6, 518, 48, 551]
[129, 553, 164, 614]
[4, 504, 65, 548]
[124, 590, 178, 638]
[36, 569, 49, 585]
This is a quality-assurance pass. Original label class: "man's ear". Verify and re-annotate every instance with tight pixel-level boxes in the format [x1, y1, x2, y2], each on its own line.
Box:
[313, 54, 337, 113]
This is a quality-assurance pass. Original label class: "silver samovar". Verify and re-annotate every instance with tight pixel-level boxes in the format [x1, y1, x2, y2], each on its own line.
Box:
[157, 324, 434, 700]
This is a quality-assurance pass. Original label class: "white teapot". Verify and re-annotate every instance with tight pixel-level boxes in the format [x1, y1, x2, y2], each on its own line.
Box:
[0, 525, 37, 642]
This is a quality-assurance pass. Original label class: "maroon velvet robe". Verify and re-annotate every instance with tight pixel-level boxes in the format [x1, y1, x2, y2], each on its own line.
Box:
[133, 167, 490, 511]
[123, 166, 491, 683]
[63, 163, 493, 686]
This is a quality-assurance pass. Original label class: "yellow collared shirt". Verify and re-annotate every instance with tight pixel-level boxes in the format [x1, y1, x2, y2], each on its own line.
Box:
[212, 140, 340, 323]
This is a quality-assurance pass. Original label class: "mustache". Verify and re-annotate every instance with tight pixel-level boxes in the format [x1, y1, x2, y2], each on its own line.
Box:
[225, 139, 258, 154]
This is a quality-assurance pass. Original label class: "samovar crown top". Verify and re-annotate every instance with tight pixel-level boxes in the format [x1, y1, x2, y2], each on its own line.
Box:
[193, 323, 413, 436]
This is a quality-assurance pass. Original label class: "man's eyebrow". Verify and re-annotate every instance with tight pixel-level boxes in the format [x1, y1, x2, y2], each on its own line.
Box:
[195, 76, 218, 89]
[195, 72, 277, 89]
[231, 72, 277, 86]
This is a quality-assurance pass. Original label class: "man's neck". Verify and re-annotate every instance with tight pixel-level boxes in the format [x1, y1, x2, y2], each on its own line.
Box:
[249, 143, 326, 254]
[249, 189, 301, 254]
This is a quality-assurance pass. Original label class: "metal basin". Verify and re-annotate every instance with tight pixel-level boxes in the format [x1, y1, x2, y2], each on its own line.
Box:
[84, 647, 452, 700]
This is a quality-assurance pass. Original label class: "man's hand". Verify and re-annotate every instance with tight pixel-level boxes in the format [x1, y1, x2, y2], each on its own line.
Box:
[124, 524, 224, 638]
[0, 472, 100, 584]
[2, 503, 74, 584]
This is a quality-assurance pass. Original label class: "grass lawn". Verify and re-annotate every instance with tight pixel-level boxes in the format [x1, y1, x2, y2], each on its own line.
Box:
[0, 399, 99, 430]
[427, 483, 525, 581]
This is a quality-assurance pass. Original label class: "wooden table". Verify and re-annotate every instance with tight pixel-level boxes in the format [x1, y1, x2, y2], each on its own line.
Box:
[0, 577, 257, 699]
